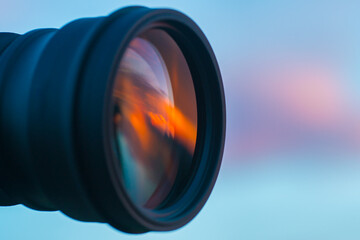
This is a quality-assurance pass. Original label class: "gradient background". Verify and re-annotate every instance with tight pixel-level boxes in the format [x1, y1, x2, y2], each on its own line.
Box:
[1, 0, 360, 239]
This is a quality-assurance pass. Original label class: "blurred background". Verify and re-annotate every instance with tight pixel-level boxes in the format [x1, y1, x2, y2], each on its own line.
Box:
[1, 0, 360, 239]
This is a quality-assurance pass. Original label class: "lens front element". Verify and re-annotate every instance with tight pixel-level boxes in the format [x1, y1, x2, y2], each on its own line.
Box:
[112, 29, 197, 210]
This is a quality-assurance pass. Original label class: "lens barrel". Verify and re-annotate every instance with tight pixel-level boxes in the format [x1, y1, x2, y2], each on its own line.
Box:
[0, 6, 225, 233]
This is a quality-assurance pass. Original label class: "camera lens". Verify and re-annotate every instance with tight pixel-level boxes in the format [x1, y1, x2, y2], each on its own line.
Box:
[113, 29, 197, 209]
[0, 6, 225, 233]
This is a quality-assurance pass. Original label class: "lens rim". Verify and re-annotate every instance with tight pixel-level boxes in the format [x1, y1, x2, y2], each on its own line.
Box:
[75, 6, 225, 233]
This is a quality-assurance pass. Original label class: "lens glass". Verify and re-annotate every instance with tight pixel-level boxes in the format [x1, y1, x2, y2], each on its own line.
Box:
[112, 29, 197, 209]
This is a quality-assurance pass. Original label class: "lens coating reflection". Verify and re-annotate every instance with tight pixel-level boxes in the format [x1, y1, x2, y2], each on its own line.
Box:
[113, 29, 197, 209]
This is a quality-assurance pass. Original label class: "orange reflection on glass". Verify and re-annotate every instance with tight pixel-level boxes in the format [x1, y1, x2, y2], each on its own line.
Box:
[113, 32, 197, 208]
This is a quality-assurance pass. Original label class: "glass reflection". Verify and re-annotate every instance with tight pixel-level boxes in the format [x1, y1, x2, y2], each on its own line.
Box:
[113, 31, 197, 209]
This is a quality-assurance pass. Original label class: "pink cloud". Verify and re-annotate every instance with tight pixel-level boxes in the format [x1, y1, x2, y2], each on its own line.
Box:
[225, 57, 360, 160]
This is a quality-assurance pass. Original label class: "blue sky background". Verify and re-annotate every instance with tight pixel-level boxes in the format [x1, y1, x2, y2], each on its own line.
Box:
[2, 0, 360, 239]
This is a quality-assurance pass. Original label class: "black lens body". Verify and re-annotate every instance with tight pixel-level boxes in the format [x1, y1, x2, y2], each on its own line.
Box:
[0, 6, 225, 233]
